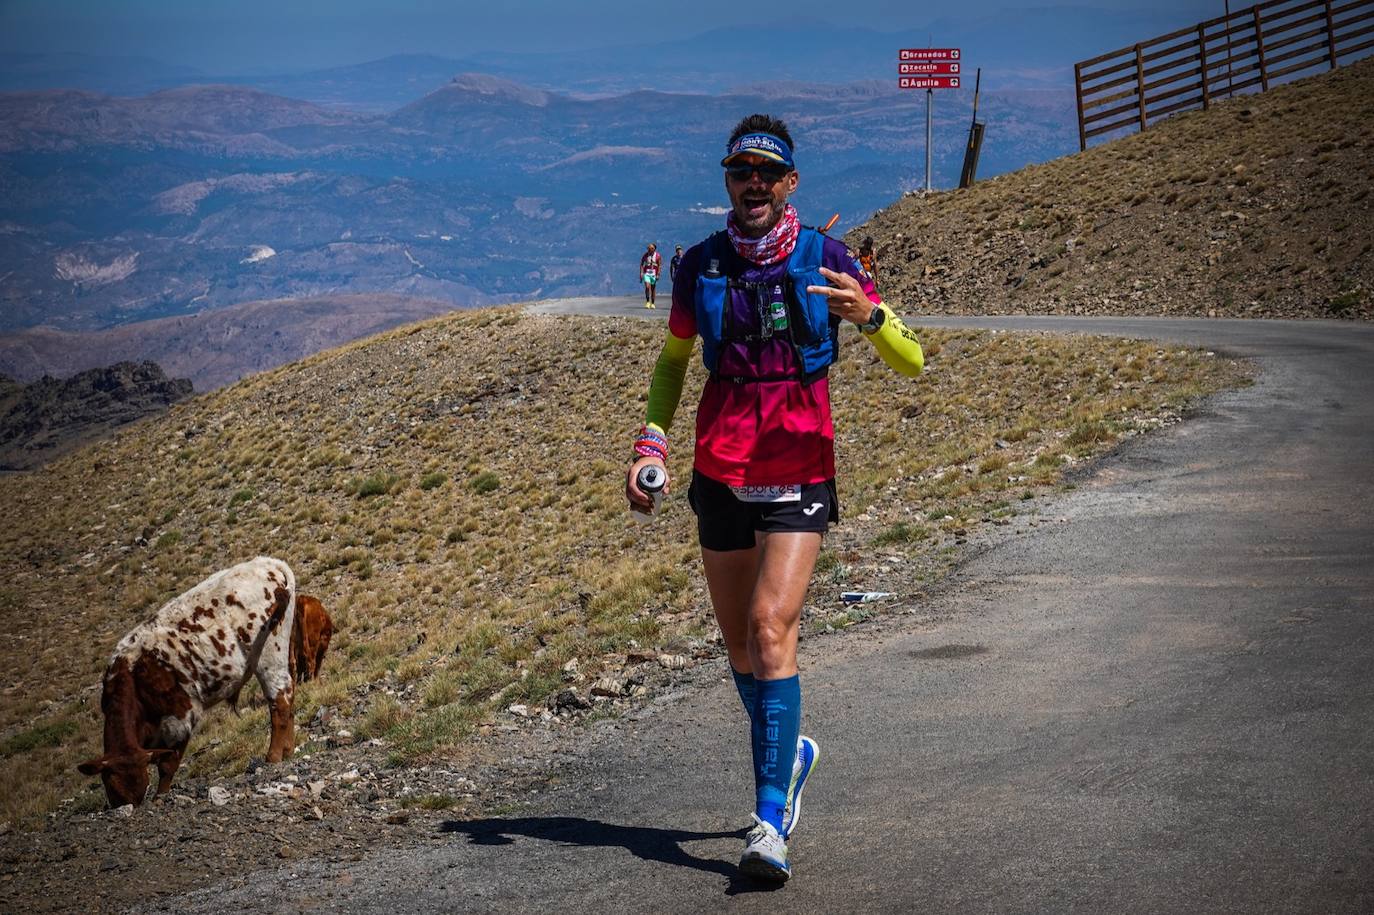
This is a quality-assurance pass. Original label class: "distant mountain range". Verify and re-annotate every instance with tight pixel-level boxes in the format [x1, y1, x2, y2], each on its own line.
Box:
[2, 10, 1215, 345]
[0, 294, 463, 391]
[0, 73, 1077, 336]
[0, 9, 1202, 101]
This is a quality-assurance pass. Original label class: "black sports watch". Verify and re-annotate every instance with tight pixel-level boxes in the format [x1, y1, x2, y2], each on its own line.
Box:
[857, 306, 885, 334]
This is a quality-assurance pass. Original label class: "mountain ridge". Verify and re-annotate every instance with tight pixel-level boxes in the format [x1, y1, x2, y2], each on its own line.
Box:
[0, 293, 468, 393]
[0, 359, 192, 470]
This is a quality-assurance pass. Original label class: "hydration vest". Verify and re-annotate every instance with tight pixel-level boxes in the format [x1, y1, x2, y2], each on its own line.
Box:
[693, 228, 838, 383]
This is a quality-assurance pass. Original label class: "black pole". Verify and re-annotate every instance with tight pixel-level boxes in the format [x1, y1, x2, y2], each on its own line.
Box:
[959, 68, 984, 189]
[969, 67, 981, 129]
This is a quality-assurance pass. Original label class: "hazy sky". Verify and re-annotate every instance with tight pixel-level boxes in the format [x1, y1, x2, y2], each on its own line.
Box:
[2, 0, 1217, 71]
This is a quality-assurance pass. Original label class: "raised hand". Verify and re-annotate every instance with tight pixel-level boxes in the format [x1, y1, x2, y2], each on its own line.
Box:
[807, 267, 876, 325]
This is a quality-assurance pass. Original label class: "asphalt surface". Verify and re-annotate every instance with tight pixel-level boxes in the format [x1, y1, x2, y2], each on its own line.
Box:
[153, 310, 1374, 914]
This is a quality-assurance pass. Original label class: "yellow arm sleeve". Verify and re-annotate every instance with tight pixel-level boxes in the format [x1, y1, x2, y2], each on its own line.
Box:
[864, 304, 924, 377]
[645, 331, 695, 431]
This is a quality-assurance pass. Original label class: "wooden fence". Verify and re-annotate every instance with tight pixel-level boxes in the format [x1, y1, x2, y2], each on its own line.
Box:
[1075, 0, 1374, 149]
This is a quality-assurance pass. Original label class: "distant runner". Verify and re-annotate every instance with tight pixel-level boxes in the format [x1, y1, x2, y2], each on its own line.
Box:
[858, 236, 879, 287]
[640, 243, 662, 308]
[624, 114, 925, 883]
[669, 245, 684, 283]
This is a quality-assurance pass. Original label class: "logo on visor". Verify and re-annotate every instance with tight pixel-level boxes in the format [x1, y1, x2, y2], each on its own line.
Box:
[737, 135, 785, 157]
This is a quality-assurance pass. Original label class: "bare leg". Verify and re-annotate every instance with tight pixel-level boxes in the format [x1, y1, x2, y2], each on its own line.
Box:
[701, 531, 822, 678]
[702, 538, 763, 673]
[747, 532, 822, 679]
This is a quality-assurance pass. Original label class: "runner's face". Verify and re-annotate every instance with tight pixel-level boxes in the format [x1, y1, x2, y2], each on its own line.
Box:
[725, 153, 798, 238]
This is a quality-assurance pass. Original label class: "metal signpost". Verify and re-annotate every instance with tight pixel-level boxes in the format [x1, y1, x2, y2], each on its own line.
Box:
[898, 48, 962, 192]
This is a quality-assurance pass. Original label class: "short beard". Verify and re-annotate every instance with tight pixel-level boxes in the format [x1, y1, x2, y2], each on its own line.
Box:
[733, 198, 786, 238]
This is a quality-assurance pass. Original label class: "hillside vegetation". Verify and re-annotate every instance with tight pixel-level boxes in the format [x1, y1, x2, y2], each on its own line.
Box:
[857, 57, 1373, 320]
[0, 304, 1247, 827]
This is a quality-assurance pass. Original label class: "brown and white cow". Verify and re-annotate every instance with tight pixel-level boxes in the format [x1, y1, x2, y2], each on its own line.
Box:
[77, 556, 297, 807]
[291, 594, 333, 683]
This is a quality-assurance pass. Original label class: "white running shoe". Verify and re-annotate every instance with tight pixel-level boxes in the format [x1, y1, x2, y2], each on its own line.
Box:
[739, 814, 791, 881]
[781, 735, 818, 840]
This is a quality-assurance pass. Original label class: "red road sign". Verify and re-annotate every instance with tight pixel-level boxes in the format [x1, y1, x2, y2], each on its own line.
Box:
[899, 48, 960, 60]
[899, 76, 961, 89]
[899, 61, 961, 75]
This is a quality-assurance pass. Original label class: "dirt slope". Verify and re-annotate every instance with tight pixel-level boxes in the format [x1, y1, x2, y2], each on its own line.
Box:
[855, 56, 1373, 320]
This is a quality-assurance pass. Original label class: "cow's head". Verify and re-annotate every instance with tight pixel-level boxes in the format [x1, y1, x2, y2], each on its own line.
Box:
[76, 748, 177, 808]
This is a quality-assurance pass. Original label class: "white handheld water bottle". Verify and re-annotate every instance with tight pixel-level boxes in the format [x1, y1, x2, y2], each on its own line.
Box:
[631, 463, 666, 524]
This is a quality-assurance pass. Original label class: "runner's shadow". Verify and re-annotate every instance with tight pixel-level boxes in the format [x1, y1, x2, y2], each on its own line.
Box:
[438, 816, 782, 894]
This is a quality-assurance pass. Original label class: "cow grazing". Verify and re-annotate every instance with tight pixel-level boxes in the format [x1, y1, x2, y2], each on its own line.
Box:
[291, 594, 333, 682]
[77, 556, 298, 807]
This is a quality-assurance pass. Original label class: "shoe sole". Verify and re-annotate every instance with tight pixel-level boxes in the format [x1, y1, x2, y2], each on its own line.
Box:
[739, 853, 791, 882]
[782, 737, 818, 840]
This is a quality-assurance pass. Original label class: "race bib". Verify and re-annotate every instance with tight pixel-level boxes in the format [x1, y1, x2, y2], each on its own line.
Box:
[730, 484, 801, 503]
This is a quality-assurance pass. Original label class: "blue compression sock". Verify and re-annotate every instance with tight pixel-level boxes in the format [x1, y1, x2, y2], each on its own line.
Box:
[751, 674, 801, 832]
[732, 668, 757, 723]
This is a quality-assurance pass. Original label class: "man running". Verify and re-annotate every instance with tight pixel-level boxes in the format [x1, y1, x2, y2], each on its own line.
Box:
[640, 242, 662, 307]
[669, 245, 684, 284]
[624, 114, 925, 882]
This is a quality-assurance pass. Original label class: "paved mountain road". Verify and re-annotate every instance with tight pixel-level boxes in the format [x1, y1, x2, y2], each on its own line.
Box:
[148, 311, 1374, 914]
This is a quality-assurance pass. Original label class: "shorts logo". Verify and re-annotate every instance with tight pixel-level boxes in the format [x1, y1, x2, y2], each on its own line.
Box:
[731, 484, 801, 503]
[802, 502, 824, 516]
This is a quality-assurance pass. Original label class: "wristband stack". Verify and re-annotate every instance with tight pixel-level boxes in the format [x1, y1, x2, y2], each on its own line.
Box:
[633, 423, 668, 462]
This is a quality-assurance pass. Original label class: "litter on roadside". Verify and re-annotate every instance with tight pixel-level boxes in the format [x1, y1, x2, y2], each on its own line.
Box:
[840, 591, 894, 604]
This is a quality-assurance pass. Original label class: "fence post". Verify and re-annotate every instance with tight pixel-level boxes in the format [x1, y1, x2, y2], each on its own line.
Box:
[1135, 43, 1147, 131]
[1224, 3, 1236, 97]
[1198, 23, 1211, 109]
[1324, 0, 1338, 69]
[1254, 6, 1269, 91]
[1074, 61, 1087, 151]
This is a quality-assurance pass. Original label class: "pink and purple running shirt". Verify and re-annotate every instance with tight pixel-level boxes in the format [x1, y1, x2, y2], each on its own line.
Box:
[669, 235, 882, 487]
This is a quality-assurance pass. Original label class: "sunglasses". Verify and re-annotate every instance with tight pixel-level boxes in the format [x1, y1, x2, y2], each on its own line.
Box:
[725, 163, 792, 184]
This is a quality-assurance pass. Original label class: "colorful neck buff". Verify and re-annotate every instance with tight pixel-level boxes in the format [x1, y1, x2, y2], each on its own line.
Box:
[727, 203, 800, 266]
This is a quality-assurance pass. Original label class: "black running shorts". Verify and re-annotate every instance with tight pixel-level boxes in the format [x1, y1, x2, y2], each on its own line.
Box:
[687, 470, 839, 552]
